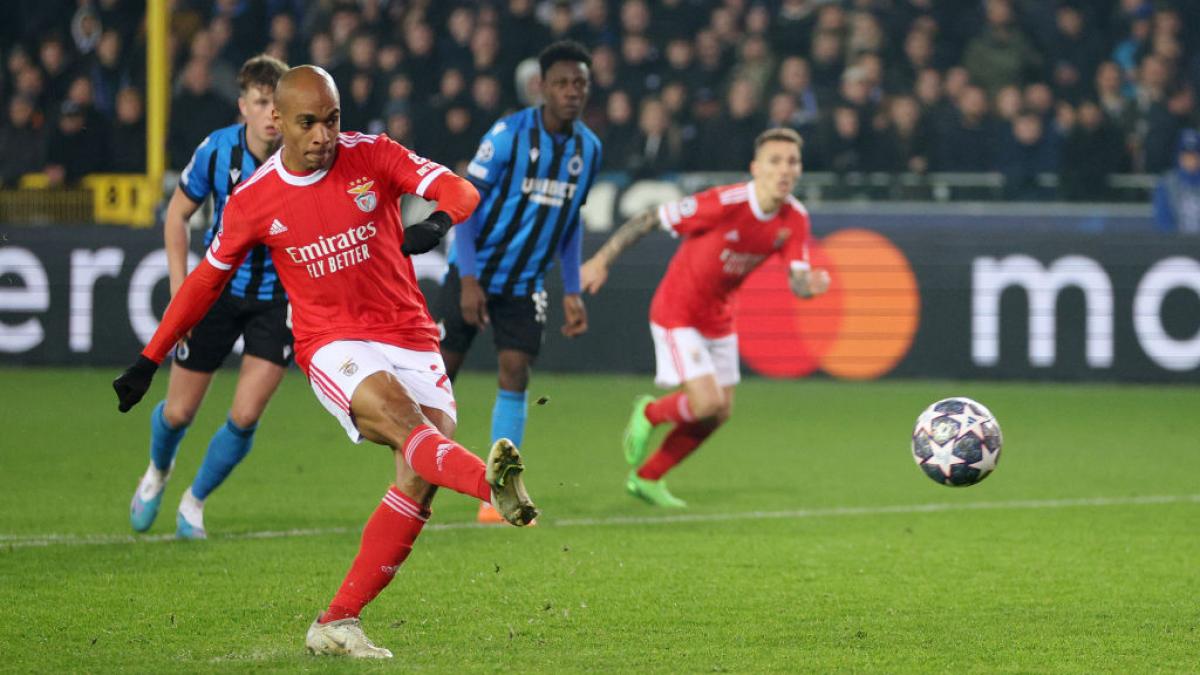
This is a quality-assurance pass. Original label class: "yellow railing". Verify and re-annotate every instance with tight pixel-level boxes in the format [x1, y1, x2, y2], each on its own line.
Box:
[1, 173, 157, 226]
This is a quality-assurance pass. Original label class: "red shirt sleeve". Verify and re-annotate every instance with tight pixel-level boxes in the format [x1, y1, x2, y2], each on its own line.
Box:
[373, 135, 479, 223]
[141, 199, 256, 363]
[656, 188, 722, 237]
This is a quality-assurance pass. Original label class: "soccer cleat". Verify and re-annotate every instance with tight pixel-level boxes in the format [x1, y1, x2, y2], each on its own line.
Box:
[626, 472, 687, 508]
[130, 461, 172, 532]
[306, 614, 393, 658]
[485, 439, 539, 526]
[476, 500, 506, 524]
[477, 500, 538, 526]
[175, 487, 207, 540]
[622, 395, 656, 467]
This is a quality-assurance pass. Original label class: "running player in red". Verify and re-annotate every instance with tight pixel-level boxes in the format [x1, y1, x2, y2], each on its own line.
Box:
[112, 66, 537, 658]
[580, 128, 830, 507]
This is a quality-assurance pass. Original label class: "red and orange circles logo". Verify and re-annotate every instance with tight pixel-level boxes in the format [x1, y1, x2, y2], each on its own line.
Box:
[735, 228, 920, 380]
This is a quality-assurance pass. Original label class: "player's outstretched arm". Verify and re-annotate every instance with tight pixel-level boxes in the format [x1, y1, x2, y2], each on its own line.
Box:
[789, 267, 831, 299]
[112, 259, 236, 412]
[580, 209, 659, 294]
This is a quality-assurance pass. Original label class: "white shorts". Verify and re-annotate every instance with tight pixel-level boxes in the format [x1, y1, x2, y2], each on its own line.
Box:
[308, 340, 457, 443]
[650, 323, 740, 389]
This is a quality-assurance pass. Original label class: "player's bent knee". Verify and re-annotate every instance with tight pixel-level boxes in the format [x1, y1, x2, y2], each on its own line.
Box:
[689, 396, 724, 421]
[162, 402, 199, 428]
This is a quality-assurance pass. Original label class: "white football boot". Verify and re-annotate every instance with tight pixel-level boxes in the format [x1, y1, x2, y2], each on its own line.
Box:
[305, 615, 393, 658]
[130, 461, 172, 532]
[486, 438, 539, 526]
[175, 487, 207, 540]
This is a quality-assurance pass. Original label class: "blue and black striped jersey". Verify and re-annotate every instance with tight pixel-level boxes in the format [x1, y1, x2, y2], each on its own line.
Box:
[179, 123, 284, 301]
[452, 107, 602, 296]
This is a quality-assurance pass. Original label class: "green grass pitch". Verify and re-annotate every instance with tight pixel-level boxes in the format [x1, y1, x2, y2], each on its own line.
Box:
[0, 368, 1197, 672]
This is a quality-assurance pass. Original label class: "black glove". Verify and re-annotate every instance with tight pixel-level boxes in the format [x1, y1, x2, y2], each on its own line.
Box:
[400, 211, 453, 256]
[113, 355, 159, 413]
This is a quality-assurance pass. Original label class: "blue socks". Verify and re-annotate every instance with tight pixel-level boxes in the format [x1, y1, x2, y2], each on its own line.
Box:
[150, 401, 189, 471]
[191, 418, 257, 501]
[491, 389, 528, 447]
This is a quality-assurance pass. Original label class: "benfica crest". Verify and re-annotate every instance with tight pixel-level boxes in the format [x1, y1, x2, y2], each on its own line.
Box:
[347, 178, 377, 212]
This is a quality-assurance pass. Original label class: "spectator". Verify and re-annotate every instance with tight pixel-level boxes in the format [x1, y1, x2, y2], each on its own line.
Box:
[383, 103, 415, 148]
[993, 85, 1023, 123]
[809, 29, 845, 104]
[44, 100, 107, 185]
[89, 30, 129, 118]
[1060, 100, 1126, 201]
[600, 90, 637, 171]
[771, 0, 819, 58]
[573, 0, 618, 48]
[1046, 4, 1105, 104]
[998, 112, 1057, 200]
[1093, 61, 1136, 133]
[961, 0, 1043, 93]
[812, 104, 868, 174]
[342, 71, 376, 133]
[183, 30, 239, 104]
[1153, 129, 1200, 233]
[0, 95, 45, 186]
[627, 97, 683, 178]
[167, 59, 236, 170]
[694, 78, 765, 170]
[307, 32, 336, 71]
[887, 26, 937, 94]
[692, 29, 728, 102]
[731, 35, 774, 99]
[65, 74, 111, 147]
[39, 34, 74, 110]
[267, 13, 304, 66]
[773, 56, 820, 131]
[439, 7, 476, 74]
[109, 87, 146, 173]
[869, 95, 932, 174]
[402, 21, 438, 98]
[71, 5, 103, 56]
[934, 85, 998, 171]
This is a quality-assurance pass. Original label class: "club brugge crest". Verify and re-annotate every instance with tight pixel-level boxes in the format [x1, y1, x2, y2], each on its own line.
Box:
[347, 178, 377, 212]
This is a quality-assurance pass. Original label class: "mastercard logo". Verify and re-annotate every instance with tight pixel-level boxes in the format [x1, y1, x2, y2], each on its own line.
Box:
[735, 228, 920, 380]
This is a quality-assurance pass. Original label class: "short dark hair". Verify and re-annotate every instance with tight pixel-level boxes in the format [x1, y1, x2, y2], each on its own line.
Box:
[238, 54, 288, 94]
[754, 127, 804, 153]
[538, 40, 591, 77]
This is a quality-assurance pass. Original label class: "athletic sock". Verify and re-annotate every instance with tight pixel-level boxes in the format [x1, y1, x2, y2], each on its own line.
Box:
[644, 391, 695, 426]
[403, 425, 491, 502]
[149, 400, 189, 471]
[491, 388, 527, 447]
[190, 417, 257, 500]
[323, 486, 429, 623]
[637, 421, 718, 480]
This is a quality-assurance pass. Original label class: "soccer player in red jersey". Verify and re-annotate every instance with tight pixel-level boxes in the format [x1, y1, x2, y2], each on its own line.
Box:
[580, 128, 831, 507]
[112, 66, 537, 658]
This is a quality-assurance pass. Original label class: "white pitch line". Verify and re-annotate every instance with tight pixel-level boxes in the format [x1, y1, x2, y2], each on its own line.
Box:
[2, 494, 1197, 550]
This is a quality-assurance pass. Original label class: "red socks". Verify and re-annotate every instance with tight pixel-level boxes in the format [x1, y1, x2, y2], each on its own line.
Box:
[323, 486, 429, 623]
[403, 425, 491, 502]
[637, 421, 718, 480]
[644, 391, 695, 425]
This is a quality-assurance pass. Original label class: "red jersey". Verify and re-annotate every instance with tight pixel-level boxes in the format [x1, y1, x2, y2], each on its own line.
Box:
[650, 182, 812, 337]
[143, 132, 479, 375]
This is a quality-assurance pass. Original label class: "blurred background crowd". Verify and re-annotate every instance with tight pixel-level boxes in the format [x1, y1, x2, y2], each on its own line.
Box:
[1, 0, 1199, 202]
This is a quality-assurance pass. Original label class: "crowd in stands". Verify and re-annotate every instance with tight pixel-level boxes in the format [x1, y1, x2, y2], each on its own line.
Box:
[2, 0, 1199, 202]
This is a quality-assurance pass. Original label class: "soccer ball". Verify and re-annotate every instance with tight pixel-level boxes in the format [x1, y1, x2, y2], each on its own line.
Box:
[911, 397, 1002, 487]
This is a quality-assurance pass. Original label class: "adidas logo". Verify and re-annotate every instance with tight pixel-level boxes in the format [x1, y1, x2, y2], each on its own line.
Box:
[725, 230, 740, 242]
[268, 219, 288, 235]
[435, 443, 454, 471]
